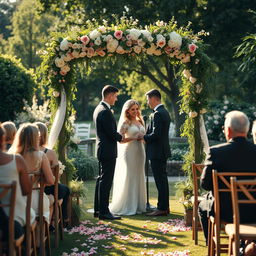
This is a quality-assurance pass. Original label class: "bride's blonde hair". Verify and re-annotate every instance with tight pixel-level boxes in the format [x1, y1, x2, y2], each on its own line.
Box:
[121, 99, 144, 126]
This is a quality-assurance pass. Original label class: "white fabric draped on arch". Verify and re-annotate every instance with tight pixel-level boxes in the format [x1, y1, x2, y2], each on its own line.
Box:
[48, 87, 67, 149]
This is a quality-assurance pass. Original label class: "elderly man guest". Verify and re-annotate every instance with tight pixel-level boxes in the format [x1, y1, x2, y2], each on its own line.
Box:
[198, 110, 256, 244]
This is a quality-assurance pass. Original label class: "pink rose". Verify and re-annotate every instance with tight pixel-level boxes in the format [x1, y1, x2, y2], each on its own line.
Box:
[114, 30, 123, 40]
[188, 43, 197, 53]
[80, 35, 90, 45]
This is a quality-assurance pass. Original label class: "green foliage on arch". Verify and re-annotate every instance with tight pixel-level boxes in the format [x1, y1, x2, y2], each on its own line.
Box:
[40, 18, 213, 182]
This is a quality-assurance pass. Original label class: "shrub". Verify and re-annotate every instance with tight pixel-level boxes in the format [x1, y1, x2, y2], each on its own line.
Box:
[0, 54, 35, 121]
[68, 149, 98, 180]
[205, 98, 256, 141]
[169, 142, 189, 161]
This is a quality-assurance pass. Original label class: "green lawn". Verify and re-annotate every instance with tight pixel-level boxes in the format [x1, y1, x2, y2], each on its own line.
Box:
[51, 181, 208, 256]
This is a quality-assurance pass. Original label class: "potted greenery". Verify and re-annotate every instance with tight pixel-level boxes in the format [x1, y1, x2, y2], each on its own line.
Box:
[175, 180, 194, 226]
[69, 179, 87, 226]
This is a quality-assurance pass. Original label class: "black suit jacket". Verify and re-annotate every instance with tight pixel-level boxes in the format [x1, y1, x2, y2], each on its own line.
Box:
[144, 105, 171, 160]
[200, 137, 256, 222]
[93, 102, 122, 161]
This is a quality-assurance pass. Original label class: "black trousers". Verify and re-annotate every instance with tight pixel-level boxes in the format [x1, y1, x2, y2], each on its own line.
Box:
[94, 158, 116, 215]
[150, 159, 169, 211]
[44, 183, 70, 220]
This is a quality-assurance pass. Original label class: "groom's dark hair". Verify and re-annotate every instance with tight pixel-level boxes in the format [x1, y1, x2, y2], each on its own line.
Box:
[102, 85, 119, 98]
[145, 89, 161, 99]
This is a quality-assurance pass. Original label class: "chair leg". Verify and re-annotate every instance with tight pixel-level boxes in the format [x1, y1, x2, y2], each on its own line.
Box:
[31, 228, 37, 256]
[54, 204, 59, 248]
[45, 222, 51, 256]
[194, 212, 198, 245]
[59, 204, 64, 240]
[208, 218, 213, 256]
[228, 236, 233, 256]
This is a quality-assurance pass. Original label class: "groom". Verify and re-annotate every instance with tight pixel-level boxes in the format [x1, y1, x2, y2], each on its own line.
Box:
[93, 85, 123, 220]
[144, 89, 171, 216]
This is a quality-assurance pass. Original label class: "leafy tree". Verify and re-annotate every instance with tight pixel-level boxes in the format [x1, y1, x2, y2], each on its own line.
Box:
[0, 54, 36, 121]
[7, 0, 58, 68]
[0, 0, 17, 39]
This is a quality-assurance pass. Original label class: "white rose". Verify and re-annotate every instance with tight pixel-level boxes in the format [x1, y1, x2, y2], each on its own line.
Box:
[89, 29, 101, 40]
[133, 46, 142, 54]
[55, 57, 65, 68]
[168, 32, 182, 49]
[182, 69, 191, 79]
[129, 28, 141, 41]
[156, 34, 166, 48]
[107, 39, 118, 53]
[141, 30, 152, 40]
[60, 38, 69, 51]
[52, 91, 60, 97]
[98, 26, 106, 33]
[94, 37, 102, 46]
[103, 34, 113, 42]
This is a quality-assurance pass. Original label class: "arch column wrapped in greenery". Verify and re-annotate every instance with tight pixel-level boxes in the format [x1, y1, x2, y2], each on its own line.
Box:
[40, 18, 213, 184]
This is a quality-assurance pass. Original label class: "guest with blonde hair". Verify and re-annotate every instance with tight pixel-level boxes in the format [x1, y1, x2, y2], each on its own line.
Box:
[0, 123, 35, 240]
[35, 122, 70, 226]
[2, 121, 17, 150]
[9, 123, 54, 224]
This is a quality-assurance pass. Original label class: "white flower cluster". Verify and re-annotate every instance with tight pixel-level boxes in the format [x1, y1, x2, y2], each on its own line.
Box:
[53, 24, 199, 78]
[58, 160, 65, 175]
[15, 96, 50, 124]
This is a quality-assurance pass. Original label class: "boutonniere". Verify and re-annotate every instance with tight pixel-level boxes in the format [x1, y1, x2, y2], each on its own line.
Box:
[111, 109, 114, 114]
[149, 113, 154, 120]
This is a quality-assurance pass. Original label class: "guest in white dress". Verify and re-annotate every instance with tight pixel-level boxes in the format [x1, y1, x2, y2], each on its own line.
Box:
[0, 123, 35, 239]
[9, 123, 55, 224]
[110, 99, 147, 215]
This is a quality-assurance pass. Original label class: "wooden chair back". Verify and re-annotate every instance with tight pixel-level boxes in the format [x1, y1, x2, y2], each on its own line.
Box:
[191, 163, 204, 245]
[51, 164, 64, 248]
[0, 181, 17, 256]
[230, 177, 256, 255]
[211, 171, 256, 256]
[28, 170, 50, 256]
[25, 174, 37, 256]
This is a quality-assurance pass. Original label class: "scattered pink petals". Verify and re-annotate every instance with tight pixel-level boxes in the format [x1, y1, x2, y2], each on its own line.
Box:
[157, 219, 191, 234]
[141, 250, 190, 256]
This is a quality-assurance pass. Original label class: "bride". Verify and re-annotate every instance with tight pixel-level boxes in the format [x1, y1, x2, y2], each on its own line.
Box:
[110, 99, 146, 215]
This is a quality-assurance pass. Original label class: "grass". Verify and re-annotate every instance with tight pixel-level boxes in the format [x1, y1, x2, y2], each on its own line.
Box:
[51, 180, 208, 256]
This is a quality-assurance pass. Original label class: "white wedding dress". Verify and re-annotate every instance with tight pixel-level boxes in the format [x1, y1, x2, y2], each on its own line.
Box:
[110, 123, 147, 215]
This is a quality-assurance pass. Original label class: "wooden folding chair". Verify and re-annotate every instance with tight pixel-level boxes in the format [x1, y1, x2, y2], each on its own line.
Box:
[225, 178, 256, 256]
[51, 164, 64, 248]
[209, 171, 256, 256]
[191, 163, 205, 245]
[0, 181, 24, 256]
[28, 171, 51, 256]
[25, 175, 37, 256]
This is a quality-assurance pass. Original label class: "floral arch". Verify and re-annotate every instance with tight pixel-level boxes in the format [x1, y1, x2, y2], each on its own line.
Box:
[40, 18, 213, 184]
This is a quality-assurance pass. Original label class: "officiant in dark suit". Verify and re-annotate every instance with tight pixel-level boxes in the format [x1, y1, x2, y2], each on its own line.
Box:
[143, 89, 171, 216]
[93, 85, 123, 220]
[199, 110, 256, 243]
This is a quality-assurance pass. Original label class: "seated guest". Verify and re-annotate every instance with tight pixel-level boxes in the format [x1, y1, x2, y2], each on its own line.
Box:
[0, 123, 35, 241]
[199, 110, 256, 245]
[2, 121, 17, 151]
[252, 121, 256, 144]
[9, 123, 54, 224]
[35, 122, 70, 226]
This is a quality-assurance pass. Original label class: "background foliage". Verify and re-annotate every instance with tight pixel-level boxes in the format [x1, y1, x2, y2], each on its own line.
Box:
[0, 54, 35, 121]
